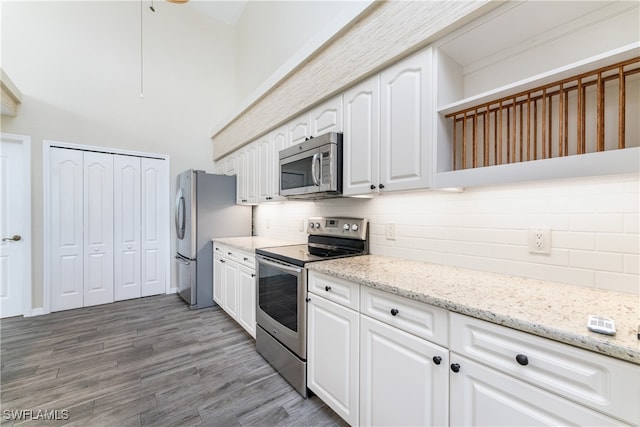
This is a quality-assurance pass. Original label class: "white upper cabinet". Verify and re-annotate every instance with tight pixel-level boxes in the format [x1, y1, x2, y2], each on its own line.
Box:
[257, 126, 287, 203]
[343, 75, 380, 196]
[236, 143, 258, 205]
[288, 95, 343, 148]
[309, 95, 343, 136]
[380, 47, 433, 192]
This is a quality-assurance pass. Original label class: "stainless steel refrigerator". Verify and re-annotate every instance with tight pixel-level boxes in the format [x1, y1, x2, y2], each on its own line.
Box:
[175, 170, 251, 309]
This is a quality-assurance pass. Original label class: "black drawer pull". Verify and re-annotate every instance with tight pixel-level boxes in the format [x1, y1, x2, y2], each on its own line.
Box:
[370, 184, 376, 190]
[432, 356, 442, 365]
[325, 286, 331, 292]
[516, 354, 529, 366]
[390, 308, 399, 316]
[450, 363, 460, 373]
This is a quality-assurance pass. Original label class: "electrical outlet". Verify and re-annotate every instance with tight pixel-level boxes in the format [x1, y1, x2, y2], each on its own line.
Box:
[266, 217, 271, 229]
[528, 228, 551, 254]
[386, 223, 396, 240]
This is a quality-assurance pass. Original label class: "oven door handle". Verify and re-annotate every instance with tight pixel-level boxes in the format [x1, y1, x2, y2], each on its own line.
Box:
[257, 256, 303, 274]
[311, 152, 321, 186]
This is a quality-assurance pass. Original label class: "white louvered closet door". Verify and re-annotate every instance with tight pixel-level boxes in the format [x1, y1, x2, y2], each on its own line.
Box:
[50, 148, 84, 312]
[83, 151, 114, 307]
[114, 155, 141, 301]
[141, 157, 167, 297]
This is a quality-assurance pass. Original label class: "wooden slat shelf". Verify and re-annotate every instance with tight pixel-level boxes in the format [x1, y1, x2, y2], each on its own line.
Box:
[445, 57, 640, 171]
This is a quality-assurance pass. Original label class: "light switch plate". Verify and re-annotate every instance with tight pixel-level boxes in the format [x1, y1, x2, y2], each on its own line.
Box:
[386, 223, 396, 240]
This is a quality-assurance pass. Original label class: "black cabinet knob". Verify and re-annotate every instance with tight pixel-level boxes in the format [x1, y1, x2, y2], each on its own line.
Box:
[244, 257, 248, 261]
[379, 184, 385, 189]
[516, 354, 529, 366]
[228, 252, 232, 255]
[432, 356, 442, 365]
[450, 363, 460, 373]
[251, 273, 256, 278]
[305, 297, 311, 303]
[390, 308, 399, 316]
[325, 286, 331, 292]
[220, 259, 225, 263]
[370, 184, 376, 190]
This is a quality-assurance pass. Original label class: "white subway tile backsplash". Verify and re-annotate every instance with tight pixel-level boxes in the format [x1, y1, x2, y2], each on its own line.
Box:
[596, 234, 640, 254]
[254, 173, 639, 294]
[595, 272, 640, 294]
[569, 250, 624, 273]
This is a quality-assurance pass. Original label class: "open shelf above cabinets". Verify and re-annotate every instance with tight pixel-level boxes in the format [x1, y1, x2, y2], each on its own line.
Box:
[432, 0, 640, 189]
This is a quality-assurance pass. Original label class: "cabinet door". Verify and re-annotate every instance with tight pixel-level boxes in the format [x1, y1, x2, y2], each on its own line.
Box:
[343, 75, 380, 196]
[50, 148, 84, 312]
[83, 151, 114, 307]
[257, 136, 272, 203]
[114, 155, 141, 301]
[360, 315, 448, 427]
[223, 154, 237, 176]
[270, 126, 287, 201]
[237, 265, 256, 338]
[380, 48, 433, 192]
[288, 113, 310, 146]
[213, 255, 224, 306]
[449, 354, 628, 427]
[310, 95, 343, 136]
[245, 144, 258, 204]
[222, 261, 239, 320]
[308, 294, 359, 426]
[141, 158, 168, 297]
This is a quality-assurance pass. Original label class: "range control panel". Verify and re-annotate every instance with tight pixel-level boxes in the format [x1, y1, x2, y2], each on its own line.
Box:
[307, 217, 368, 240]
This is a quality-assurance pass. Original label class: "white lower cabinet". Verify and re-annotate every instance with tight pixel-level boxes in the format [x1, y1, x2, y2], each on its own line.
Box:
[237, 265, 256, 338]
[449, 354, 628, 426]
[307, 272, 639, 427]
[308, 293, 360, 426]
[212, 243, 257, 338]
[360, 315, 449, 427]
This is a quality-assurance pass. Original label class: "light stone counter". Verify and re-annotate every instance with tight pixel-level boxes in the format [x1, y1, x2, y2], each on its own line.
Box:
[212, 236, 299, 253]
[306, 255, 640, 365]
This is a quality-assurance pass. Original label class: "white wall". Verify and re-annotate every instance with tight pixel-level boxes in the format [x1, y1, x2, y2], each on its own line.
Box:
[1, 1, 236, 308]
[254, 173, 640, 295]
[234, 0, 368, 104]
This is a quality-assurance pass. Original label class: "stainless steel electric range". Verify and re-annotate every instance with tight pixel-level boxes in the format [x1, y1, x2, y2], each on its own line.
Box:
[255, 217, 369, 397]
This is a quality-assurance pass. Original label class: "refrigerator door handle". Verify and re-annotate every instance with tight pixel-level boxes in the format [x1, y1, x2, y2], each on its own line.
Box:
[175, 189, 186, 240]
[175, 254, 191, 265]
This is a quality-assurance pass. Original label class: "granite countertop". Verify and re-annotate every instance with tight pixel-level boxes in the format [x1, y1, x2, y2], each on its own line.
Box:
[212, 236, 299, 253]
[306, 255, 639, 365]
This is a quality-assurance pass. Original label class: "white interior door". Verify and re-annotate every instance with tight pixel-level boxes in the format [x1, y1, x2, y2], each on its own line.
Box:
[0, 134, 30, 318]
[50, 148, 84, 312]
[83, 151, 114, 307]
[141, 157, 167, 297]
[114, 155, 141, 301]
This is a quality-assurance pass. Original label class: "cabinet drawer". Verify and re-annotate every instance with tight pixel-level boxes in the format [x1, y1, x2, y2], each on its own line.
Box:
[222, 246, 240, 262]
[213, 243, 224, 255]
[360, 286, 448, 347]
[238, 251, 255, 269]
[450, 313, 640, 425]
[308, 272, 359, 310]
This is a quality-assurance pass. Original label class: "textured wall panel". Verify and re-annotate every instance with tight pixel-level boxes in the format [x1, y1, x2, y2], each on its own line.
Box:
[212, 0, 494, 160]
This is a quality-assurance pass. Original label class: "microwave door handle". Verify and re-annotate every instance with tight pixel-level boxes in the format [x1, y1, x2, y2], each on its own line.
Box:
[311, 152, 321, 186]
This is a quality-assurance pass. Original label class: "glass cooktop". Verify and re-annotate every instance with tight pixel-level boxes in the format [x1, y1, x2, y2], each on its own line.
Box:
[256, 243, 364, 267]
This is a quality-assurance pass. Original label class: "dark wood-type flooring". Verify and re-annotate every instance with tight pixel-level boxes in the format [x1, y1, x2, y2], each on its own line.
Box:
[0, 294, 346, 427]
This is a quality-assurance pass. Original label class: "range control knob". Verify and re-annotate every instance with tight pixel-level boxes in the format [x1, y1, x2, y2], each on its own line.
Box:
[314, 223, 321, 229]
[351, 224, 359, 231]
[343, 224, 351, 231]
[309, 223, 315, 229]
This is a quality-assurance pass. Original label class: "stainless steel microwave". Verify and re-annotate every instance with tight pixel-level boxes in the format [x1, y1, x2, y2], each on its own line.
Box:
[279, 132, 342, 199]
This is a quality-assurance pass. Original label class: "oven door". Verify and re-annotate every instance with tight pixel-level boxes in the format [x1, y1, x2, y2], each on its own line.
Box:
[256, 255, 307, 359]
[279, 144, 338, 197]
